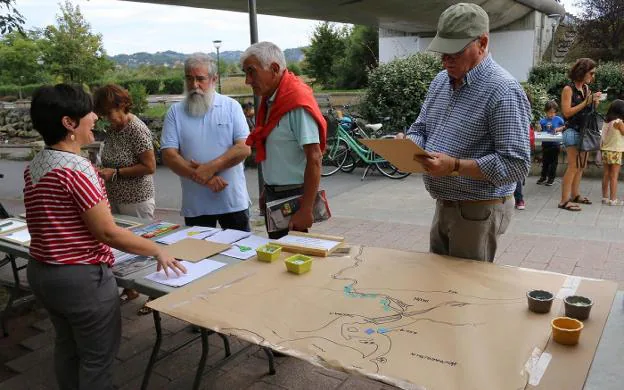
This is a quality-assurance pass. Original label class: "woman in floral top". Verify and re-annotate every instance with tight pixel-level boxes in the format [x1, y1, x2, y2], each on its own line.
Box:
[93, 84, 156, 308]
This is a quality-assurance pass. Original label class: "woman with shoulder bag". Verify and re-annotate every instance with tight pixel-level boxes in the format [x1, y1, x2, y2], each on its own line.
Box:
[558, 58, 602, 211]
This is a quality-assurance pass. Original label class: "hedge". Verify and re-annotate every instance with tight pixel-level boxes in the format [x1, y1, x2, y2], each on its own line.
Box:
[0, 83, 44, 100]
[360, 53, 443, 133]
[162, 77, 184, 94]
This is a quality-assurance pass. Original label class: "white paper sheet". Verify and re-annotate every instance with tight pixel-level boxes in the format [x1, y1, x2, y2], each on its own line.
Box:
[0, 219, 27, 234]
[276, 235, 340, 250]
[156, 226, 220, 245]
[221, 235, 270, 260]
[2, 228, 31, 244]
[206, 229, 252, 244]
[144, 259, 226, 287]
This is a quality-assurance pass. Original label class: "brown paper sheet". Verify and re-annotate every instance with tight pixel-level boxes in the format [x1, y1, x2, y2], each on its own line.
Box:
[162, 238, 230, 262]
[359, 138, 431, 173]
[148, 246, 616, 390]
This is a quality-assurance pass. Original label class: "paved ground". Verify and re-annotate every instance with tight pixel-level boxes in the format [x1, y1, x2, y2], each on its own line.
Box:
[1, 162, 624, 389]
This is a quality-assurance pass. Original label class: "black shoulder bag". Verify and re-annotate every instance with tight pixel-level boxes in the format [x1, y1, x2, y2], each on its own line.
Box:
[576, 99, 602, 167]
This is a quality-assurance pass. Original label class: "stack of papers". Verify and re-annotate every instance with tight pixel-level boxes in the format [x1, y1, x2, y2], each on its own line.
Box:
[206, 229, 252, 244]
[0, 227, 31, 245]
[221, 235, 270, 260]
[0, 219, 27, 234]
[111, 248, 138, 264]
[276, 234, 340, 251]
[144, 259, 226, 287]
[156, 226, 219, 245]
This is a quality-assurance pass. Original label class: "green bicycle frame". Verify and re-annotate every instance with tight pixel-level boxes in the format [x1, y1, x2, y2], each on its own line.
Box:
[328, 125, 386, 164]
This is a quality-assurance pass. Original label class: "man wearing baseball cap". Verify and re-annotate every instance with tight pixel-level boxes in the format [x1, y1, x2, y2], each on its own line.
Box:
[402, 3, 531, 262]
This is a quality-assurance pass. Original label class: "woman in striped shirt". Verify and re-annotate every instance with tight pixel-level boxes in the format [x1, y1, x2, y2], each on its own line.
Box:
[24, 84, 186, 390]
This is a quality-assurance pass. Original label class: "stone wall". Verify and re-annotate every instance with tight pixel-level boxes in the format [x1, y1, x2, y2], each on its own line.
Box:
[0, 109, 40, 141]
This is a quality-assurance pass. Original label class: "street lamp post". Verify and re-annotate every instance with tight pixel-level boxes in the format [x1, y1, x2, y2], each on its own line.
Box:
[18, 76, 24, 100]
[213, 40, 222, 93]
[548, 14, 561, 62]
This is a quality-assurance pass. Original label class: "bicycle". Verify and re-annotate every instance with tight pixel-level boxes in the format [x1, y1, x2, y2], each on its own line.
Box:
[322, 105, 410, 180]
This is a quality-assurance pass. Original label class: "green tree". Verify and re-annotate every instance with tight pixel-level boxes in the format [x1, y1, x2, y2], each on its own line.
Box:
[41, 1, 113, 84]
[0, 0, 24, 34]
[287, 62, 302, 76]
[0, 30, 50, 85]
[577, 0, 624, 60]
[334, 25, 379, 89]
[217, 59, 228, 77]
[303, 22, 347, 88]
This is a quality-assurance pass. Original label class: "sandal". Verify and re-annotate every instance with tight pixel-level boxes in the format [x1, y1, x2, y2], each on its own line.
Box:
[119, 288, 140, 304]
[137, 297, 154, 316]
[571, 195, 592, 205]
[558, 201, 581, 212]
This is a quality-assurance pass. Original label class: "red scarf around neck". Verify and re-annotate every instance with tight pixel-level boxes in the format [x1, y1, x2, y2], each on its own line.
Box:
[246, 70, 327, 162]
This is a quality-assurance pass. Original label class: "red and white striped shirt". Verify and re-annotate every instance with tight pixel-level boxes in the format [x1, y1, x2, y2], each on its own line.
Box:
[23, 149, 114, 266]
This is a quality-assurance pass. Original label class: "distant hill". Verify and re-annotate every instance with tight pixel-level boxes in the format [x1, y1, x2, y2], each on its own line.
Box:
[111, 48, 305, 68]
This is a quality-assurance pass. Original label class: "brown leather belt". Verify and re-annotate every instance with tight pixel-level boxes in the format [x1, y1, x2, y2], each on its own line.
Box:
[439, 195, 513, 207]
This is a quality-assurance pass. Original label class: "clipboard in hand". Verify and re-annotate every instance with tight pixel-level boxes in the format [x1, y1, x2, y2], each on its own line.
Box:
[359, 138, 432, 173]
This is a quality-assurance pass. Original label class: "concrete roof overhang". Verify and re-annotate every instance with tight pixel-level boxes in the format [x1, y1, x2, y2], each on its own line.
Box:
[122, 0, 565, 32]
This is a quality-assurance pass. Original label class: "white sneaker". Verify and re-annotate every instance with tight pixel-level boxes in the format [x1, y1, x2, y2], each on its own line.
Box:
[602, 198, 609, 204]
[608, 199, 624, 206]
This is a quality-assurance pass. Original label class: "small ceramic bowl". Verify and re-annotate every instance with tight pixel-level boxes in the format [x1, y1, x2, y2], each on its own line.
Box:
[551, 317, 584, 345]
[564, 295, 593, 321]
[526, 290, 554, 313]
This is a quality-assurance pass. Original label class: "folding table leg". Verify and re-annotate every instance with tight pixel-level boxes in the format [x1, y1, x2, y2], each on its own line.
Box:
[262, 347, 277, 375]
[141, 310, 163, 390]
[193, 328, 211, 390]
[217, 333, 231, 356]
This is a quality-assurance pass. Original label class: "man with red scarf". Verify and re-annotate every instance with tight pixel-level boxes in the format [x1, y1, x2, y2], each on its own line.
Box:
[242, 42, 327, 239]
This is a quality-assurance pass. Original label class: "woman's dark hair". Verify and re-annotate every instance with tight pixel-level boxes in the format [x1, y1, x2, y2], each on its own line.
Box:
[544, 100, 559, 112]
[605, 99, 624, 122]
[93, 84, 133, 116]
[30, 84, 93, 146]
[568, 58, 596, 82]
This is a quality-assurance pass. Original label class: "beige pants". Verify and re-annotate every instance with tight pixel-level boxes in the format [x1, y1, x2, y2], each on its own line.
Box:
[430, 199, 513, 262]
[110, 198, 155, 220]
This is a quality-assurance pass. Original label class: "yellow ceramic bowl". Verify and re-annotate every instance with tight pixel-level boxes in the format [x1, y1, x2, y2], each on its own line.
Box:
[551, 317, 584, 346]
[284, 254, 312, 274]
[256, 244, 282, 262]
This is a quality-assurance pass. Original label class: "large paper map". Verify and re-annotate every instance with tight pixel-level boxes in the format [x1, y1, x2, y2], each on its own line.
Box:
[148, 246, 617, 390]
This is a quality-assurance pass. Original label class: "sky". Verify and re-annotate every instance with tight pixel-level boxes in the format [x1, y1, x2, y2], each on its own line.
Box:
[16, 0, 325, 55]
[15, 0, 581, 56]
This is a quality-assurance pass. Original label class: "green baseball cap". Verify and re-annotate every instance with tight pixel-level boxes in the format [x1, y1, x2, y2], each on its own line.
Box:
[427, 3, 489, 54]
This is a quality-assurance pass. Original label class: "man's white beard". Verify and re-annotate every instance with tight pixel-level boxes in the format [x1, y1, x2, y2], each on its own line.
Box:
[184, 87, 215, 117]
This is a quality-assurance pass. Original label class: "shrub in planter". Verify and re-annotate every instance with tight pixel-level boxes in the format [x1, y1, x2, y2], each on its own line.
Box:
[594, 62, 624, 99]
[360, 53, 442, 134]
[528, 63, 569, 101]
[521, 82, 549, 126]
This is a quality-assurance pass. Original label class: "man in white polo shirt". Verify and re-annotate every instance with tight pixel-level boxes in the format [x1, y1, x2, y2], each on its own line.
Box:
[161, 53, 252, 231]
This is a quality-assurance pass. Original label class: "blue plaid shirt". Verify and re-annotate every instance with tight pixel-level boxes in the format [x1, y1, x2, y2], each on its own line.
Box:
[407, 55, 531, 201]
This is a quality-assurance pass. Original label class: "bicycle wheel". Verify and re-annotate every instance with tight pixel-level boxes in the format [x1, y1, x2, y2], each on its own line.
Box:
[375, 160, 411, 179]
[340, 153, 357, 173]
[321, 138, 349, 176]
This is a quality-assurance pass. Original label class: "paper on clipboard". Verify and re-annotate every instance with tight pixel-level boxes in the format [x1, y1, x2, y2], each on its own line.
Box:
[359, 138, 431, 173]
